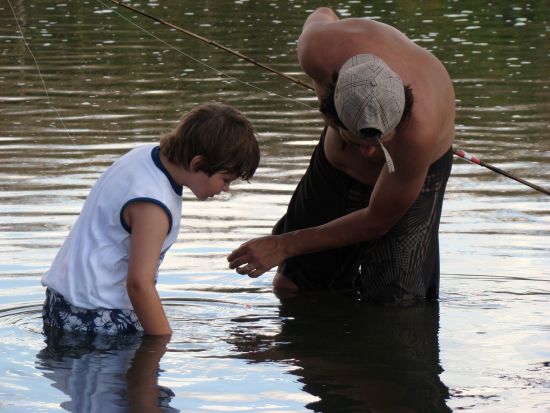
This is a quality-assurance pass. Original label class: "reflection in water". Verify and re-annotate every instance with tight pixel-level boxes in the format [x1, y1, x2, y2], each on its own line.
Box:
[35, 332, 177, 413]
[231, 291, 451, 413]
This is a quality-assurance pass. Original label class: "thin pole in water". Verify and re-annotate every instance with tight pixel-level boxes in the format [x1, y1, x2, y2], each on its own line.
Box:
[106, 0, 549, 196]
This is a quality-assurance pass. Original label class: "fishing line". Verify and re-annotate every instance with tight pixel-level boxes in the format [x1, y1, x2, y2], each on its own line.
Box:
[104, 0, 550, 195]
[102, 1, 549, 196]
[95, 0, 316, 110]
[105, 0, 315, 92]
[7, 0, 72, 138]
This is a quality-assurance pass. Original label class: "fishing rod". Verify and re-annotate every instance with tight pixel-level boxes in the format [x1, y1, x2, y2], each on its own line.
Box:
[107, 0, 549, 196]
[107, 0, 314, 92]
[453, 149, 549, 195]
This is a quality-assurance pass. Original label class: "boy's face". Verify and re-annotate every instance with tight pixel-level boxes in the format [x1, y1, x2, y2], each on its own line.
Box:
[189, 170, 239, 201]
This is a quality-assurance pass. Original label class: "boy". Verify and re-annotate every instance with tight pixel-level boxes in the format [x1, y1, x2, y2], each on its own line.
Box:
[42, 103, 260, 336]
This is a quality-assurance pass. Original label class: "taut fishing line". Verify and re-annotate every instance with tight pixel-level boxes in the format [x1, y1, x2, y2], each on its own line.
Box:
[95, 0, 316, 110]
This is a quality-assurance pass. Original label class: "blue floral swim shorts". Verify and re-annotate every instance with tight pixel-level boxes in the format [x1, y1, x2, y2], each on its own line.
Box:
[42, 288, 143, 335]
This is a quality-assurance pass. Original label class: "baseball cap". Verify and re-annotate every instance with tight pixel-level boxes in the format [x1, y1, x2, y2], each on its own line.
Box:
[334, 54, 404, 173]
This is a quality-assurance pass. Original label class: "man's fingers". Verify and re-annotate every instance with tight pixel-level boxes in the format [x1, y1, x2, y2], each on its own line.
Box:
[227, 243, 268, 276]
[232, 261, 266, 277]
[236, 264, 259, 276]
[227, 248, 240, 262]
[235, 264, 251, 274]
[248, 267, 266, 278]
[228, 254, 250, 269]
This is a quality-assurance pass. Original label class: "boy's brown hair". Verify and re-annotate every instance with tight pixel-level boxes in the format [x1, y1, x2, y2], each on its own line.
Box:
[160, 103, 260, 180]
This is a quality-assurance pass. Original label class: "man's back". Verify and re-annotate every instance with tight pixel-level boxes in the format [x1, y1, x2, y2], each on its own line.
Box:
[298, 12, 455, 185]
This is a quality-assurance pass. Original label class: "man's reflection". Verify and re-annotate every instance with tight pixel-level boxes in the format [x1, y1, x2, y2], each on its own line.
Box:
[35, 331, 177, 413]
[230, 290, 451, 413]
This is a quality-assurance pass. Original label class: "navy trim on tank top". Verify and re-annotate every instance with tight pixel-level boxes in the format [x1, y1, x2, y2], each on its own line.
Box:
[151, 146, 183, 196]
[120, 197, 173, 235]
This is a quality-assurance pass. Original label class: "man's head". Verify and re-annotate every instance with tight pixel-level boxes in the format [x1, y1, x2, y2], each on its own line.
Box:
[319, 66, 413, 137]
[160, 103, 260, 181]
[334, 54, 407, 140]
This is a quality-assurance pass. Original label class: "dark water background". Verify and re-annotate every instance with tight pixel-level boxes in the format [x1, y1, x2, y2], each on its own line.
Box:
[1, 0, 549, 411]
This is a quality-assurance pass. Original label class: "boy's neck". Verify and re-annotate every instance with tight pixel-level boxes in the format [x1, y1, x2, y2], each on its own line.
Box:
[158, 151, 190, 188]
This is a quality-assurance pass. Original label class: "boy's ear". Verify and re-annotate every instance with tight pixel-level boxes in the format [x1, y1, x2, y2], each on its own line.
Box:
[189, 155, 205, 172]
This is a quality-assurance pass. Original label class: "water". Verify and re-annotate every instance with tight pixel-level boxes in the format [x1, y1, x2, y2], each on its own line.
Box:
[1, 0, 549, 411]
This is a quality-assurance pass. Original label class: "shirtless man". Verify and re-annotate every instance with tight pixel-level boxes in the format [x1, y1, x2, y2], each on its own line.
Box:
[228, 7, 455, 304]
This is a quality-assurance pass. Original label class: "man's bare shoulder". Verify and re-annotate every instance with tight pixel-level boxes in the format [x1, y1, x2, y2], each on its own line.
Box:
[394, 113, 453, 165]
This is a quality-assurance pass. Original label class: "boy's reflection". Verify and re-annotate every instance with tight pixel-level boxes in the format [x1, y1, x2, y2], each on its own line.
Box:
[230, 290, 452, 413]
[35, 331, 177, 413]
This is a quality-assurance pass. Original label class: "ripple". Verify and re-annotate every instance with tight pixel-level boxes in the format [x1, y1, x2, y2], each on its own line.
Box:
[0, 303, 44, 333]
[0, 297, 281, 350]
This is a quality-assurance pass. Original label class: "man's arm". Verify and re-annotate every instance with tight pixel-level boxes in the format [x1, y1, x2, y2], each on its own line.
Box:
[297, 8, 342, 85]
[125, 202, 172, 336]
[228, 139, 432, 277]
[301, 7, 339, 30]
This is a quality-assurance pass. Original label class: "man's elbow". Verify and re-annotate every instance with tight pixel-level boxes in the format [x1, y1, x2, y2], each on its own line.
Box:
[363, 220, 392, 240]
[302, 7, 338, 32]
[360, 209, 402, 241]
[314, 7, 337, 17]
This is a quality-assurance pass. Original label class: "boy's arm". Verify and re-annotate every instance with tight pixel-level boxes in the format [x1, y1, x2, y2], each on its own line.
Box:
[125, 202, 172, 336]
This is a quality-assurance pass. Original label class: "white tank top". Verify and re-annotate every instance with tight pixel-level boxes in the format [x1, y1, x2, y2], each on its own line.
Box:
[42, 144, 183, 310]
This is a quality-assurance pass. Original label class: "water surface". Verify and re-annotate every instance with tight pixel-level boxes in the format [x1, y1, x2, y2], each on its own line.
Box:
[1, 0, 549, 411]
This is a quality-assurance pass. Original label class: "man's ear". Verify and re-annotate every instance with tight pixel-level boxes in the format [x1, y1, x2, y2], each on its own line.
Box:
[189, 155, 205, 173]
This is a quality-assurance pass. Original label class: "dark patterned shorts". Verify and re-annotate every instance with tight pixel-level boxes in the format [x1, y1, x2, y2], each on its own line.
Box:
[42, 288, 143, 335]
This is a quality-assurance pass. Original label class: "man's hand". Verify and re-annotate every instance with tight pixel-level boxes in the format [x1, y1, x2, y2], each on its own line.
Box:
[227, 235, 287, 277]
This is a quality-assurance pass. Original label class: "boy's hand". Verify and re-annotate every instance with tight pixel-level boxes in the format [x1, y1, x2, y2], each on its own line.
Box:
[228, 235, 287, 277]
